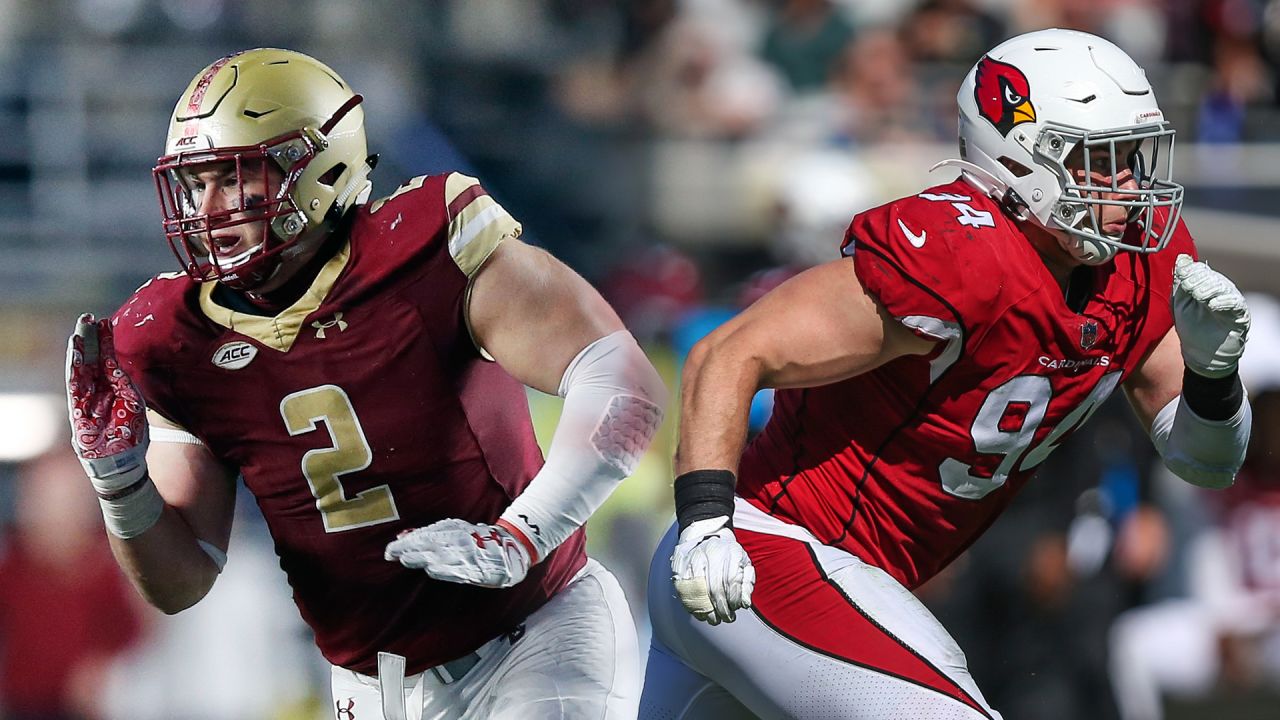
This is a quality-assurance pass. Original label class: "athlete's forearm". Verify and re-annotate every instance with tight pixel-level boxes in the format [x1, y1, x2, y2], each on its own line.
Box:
[674, 331, 762, 477]
[107, 504, 222, 614]
[498, 331, 666, 562]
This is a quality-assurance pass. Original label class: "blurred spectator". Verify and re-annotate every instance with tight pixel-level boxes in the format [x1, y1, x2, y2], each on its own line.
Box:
[0, 449, 144, 720]
[829, 27, 935, 144]
[1099, 2, 1167, 64]
[1010, 0, 1108, 35]
[618, 0, 681, 66]
[900, 0, 1006, 66]
[600, 243, 704, 344]
[631, 14, 784, 137]
[1198, 36, 1273, 142]
[769, 149, 878, 265]
[759, 0, 857, 92]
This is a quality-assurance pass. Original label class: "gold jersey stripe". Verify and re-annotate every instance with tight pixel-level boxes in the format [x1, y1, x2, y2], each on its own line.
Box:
[444, 172, 521, 278]
[199, 240, 352, 352]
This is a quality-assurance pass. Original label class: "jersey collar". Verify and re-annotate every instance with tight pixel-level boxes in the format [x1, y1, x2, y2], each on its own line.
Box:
[198, 239, 351, 352]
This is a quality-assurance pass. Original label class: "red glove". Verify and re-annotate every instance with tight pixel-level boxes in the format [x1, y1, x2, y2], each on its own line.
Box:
[66, 313, 158, 537]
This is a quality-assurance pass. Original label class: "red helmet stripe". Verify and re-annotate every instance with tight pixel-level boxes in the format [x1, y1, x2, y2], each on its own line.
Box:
[187, 51, 246, 117]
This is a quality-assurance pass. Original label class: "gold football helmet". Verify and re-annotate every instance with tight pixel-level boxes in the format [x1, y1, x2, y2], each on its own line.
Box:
[153, 48, 373, 288]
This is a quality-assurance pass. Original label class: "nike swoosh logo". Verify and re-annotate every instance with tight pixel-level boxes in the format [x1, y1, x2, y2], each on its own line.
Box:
[898, 218, 926, 248]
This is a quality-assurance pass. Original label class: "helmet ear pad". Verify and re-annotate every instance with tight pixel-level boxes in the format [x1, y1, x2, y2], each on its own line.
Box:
[154, 48, 373, 288]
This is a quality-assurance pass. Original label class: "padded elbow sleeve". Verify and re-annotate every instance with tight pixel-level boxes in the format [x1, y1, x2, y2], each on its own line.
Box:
[500, 331, 666, 560]
[1150, 391, 1250, 489]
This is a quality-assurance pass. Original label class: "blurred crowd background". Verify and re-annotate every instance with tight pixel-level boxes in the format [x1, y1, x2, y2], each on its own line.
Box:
[3, 0, 1280, 718]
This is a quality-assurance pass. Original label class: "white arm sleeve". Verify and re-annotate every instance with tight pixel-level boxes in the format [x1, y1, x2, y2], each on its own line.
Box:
[1150, 391, 1250, 489]
[499, 331, 666, 561]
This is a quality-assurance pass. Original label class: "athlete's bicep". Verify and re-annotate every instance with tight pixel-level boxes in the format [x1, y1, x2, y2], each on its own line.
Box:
[145, 409, 237, 555]
[711, 257, 937, 390]
[1123, 326, 1184, 432]
[467, 237, 626, 395]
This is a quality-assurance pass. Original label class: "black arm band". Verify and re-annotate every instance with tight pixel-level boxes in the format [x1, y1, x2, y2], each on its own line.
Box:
[674, 469, 737, 532]
[1182, 368, 1245, 421]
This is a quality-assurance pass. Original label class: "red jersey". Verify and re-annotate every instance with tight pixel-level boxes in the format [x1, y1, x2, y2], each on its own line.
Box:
[111, 172, 586, 676]
[738, 178, 1192, 590]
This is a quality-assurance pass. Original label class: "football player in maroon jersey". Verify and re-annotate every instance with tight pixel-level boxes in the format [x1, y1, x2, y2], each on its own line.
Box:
[64, 48, 666, 719]
[641, 29, 1252, 719]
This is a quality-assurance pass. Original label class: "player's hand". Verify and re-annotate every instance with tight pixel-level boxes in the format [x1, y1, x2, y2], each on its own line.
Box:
[1172, 254, 1249, 379]
[670, 516, 755, 625]
[65, 313, 150, 489]
[385, 518, 531, 589]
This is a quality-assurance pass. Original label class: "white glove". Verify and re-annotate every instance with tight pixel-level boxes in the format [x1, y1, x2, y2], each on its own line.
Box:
[670, 516, 755, 625]
[385, 518, 531, 589]
[1172, 254, 1249, 378]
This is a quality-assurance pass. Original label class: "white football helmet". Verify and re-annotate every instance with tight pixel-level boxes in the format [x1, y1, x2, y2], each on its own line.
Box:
[947, 29, 1183, 264]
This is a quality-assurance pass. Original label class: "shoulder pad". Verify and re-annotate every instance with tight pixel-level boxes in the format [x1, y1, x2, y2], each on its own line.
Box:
[364, 172, 520, 279]
[113, 271, 191, 343]
[843, 182, 1013, 334]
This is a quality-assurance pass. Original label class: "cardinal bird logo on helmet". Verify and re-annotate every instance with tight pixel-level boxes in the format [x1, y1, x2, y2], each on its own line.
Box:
[974, 56, 1037, 137]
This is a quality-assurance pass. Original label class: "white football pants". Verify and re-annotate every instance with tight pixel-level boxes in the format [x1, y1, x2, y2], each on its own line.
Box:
[330, 558, 639, 719]
[640, 499, 1003, 720]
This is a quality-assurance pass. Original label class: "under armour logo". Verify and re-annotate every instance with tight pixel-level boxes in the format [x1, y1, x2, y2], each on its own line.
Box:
[312, 312, 348, 339]
[518, 514, 542, 536]
[471, 529, 505, 548]
[335, 697, 356, 719]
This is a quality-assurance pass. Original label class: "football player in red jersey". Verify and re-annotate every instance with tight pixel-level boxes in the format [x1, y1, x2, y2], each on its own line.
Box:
[63, 48, 666, 719]
[640, 29, 1252, 719]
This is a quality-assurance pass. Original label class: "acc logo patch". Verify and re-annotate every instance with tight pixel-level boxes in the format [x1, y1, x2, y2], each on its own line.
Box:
[212, 341, 258, 370]
[973, 56, 1037, 137]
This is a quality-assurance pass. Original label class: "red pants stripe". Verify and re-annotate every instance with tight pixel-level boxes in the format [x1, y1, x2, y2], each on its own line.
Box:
[740, 529, 994, 719]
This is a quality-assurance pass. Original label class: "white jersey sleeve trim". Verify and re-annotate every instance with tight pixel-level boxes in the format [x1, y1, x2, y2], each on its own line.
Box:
[150, 425, 204, 446]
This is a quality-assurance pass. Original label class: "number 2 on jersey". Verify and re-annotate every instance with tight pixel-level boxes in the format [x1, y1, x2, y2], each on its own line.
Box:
[280, 385, 400, 532]
[938, 371, 1122, 499]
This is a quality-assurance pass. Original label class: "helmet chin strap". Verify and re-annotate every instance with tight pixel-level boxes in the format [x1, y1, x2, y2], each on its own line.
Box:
[213, 242, 264, 272]
[1055, 228, 1118, 266]
[238, 222, 330, 296]
[931, 159, 1002, 197]
[932, 159, 1031, 221]
[249, 162, 368, 294]
[334, 162, 373, 210]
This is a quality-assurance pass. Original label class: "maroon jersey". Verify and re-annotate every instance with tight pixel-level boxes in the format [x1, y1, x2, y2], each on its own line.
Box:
[1217, 471, 1280, 596]
[111, 172, 587, 676]
[739, 178, 1192, 590]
